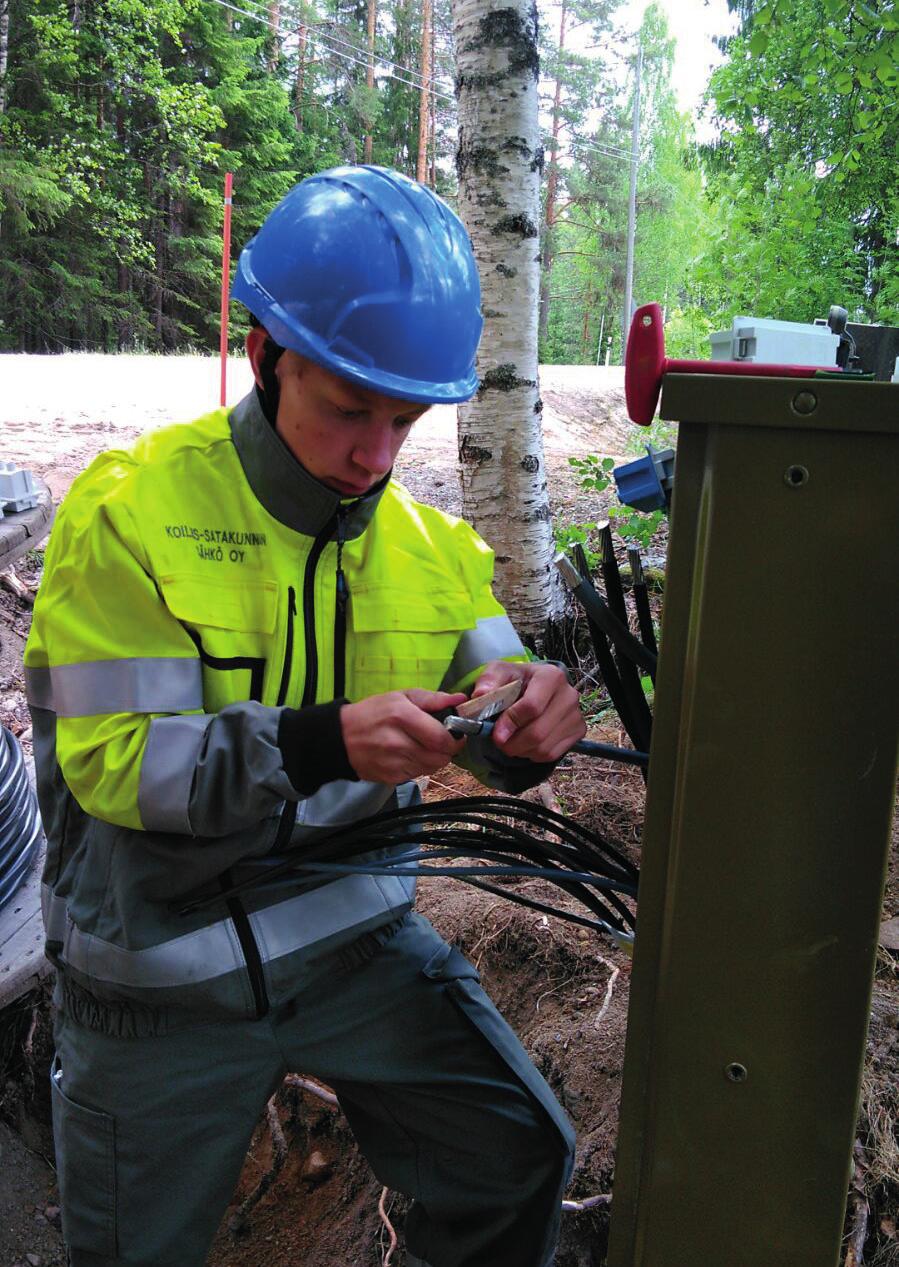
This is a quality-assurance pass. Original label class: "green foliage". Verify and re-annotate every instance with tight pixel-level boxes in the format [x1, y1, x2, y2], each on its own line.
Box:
[553, 519, 600, 572]
[541, 0, 898, 369]
[539, 3, 708, 366]
[4, 0, 894, 363]
[740, 0, 899, 169]
[0, 0, 454, 351]
[624, 417, 677, 456]
[554, 505, 663, 562]
[699, 0, 899, 327]
[558, 450, 667, 560]
[606, 504, 664, 548]
[567, 454, 616, 493]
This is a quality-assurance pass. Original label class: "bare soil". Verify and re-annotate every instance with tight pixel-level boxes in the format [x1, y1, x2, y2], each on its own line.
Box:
[0, 355, 895, 1267]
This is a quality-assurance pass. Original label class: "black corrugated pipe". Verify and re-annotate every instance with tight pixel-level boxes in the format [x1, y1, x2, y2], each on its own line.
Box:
[0, 727, 43, 912]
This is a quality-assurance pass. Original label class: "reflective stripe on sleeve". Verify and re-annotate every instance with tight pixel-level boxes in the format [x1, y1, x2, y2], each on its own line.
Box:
[138, 714, 212, 834]
[295, 779, 395, 829]
[25, 658, 203, 718]
[442, 615, 526, 690]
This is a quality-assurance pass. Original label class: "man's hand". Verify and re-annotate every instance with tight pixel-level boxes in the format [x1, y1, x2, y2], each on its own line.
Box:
[341, 690, 467, 784]
[470, 661, 585, 762]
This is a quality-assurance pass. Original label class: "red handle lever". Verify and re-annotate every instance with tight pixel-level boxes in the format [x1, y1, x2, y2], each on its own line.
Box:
[624, 303, 841, 426]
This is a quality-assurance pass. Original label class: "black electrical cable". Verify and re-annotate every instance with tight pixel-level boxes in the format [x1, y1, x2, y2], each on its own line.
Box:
[568, 565, 658, 677]
[460, 875, 629, 944]
[292, 862, 635, 946]
[217, 796, 639, 883]
[461, 719, 648, 768]
[596, 527, 654, 754]
[298, 860, 635, 894]
[0, 727, 43, 913]
[574, 739, 648, 765]
[294, 800, 638, 890]
[179, 796, 639, 944]
[294, 842, 637, 906]
[627, 546, 658, 664]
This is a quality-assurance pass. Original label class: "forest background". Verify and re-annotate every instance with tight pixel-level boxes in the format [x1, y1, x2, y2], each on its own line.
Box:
[1, 0, 898, 363]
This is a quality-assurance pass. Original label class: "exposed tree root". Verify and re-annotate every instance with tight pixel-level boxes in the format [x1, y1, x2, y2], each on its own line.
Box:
[378, 1187, 398, 1265]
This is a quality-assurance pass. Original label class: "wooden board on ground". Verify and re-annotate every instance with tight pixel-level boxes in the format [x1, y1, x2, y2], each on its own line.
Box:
[0, 479, 54, 570]
[0, 837, 50, 1010]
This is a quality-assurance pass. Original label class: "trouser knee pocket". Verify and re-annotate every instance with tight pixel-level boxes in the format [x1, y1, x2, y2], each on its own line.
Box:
[421, 940, 576, 1161]
[50, 1055, 118, 1258]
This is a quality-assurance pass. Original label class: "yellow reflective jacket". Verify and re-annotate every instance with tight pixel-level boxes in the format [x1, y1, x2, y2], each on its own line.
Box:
[25, 390, 526, 1028]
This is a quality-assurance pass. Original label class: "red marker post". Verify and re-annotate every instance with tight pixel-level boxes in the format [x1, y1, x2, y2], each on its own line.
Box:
[219, 171, 234, 407]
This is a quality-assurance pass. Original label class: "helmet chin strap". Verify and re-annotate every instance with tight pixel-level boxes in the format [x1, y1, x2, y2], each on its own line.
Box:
[256, 335, 285, 425]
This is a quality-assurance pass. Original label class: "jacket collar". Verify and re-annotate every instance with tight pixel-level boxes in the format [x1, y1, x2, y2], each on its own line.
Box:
[229, 388, 386, 539]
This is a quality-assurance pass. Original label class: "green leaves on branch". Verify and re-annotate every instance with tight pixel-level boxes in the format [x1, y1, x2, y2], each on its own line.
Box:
[701, 0, 898, 326]
[1, 0, 459, 351]
[738, 0, 899, 157]
[567, 454, 616, 494]
[559, 455, 666, 557]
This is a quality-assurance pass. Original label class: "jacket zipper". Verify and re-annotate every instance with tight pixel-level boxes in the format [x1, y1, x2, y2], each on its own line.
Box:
[301, 515, 337, 706]
[233, 517, 339, 1018]
[276, 587, 297, 707]
[221, 871, 270, 1019]
[270, 585, 300, 858]
[268, 518, 337, 876]
[334, 505, 349, 698]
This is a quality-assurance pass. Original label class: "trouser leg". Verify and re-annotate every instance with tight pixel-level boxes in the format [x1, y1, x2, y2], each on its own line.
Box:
[51, 1006, 284, 1267]
[272, 913, 575, 1267]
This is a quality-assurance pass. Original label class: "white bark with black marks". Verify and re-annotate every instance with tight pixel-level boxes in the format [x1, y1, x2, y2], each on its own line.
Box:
[451, 0, 560, 638]
[0, 0, 9, 116]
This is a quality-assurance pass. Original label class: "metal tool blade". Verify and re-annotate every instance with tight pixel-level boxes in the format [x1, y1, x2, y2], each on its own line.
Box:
[442, 680, 523, 733]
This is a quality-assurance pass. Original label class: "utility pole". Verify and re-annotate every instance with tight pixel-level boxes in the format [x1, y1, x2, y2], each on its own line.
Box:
[596, 312, 605, 366]
[417, 0, 433, 182]
[363, 0, 376, 163]
[622, 40, 643, 357]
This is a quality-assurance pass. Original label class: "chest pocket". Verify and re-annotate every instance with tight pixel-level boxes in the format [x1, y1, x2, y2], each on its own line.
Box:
[348, 585, 474, 700]
[160, 573, 279, 711]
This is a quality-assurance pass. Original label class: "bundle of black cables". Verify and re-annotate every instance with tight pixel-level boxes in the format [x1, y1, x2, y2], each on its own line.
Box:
[182, 796, 638, 950]
[0, 725, 42, 913]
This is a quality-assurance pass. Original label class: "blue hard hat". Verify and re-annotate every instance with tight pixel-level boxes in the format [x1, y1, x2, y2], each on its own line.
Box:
[232, 166, 483, 404]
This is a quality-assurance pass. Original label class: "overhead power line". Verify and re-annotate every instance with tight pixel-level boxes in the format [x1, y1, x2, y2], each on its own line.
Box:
[305, 20, 455, 93]
[246, 0, 455, 93]
[206, 0, 636, 166]
[548, 130, 635, 160]
[306, 31, 456, 103]
[207, 0, 455, 101]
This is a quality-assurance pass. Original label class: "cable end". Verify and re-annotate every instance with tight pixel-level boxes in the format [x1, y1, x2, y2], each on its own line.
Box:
[554, 552, 582, 591]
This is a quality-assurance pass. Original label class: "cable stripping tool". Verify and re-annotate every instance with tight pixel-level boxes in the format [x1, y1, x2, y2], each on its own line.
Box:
[441, 681, 524, 737]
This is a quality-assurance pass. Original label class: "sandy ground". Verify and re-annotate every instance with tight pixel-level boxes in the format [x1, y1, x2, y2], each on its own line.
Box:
[0, 353, 633, 507]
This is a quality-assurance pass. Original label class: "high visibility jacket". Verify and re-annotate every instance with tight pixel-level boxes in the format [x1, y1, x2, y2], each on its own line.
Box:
[25, 390, 526, 1028]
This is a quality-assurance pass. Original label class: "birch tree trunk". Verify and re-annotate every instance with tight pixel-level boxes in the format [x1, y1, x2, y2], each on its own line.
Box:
[0, 0, 9, 116]
[451, 0, 559, 639]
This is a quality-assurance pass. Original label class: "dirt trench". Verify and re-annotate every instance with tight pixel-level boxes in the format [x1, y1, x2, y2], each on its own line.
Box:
[0, 357, 896, 1266]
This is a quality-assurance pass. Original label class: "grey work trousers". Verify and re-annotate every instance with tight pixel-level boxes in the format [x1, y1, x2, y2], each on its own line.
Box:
[51, 912, 575, 1267]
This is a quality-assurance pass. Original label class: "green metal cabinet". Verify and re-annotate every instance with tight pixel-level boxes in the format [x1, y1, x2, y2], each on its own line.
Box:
[608, 375, 899, 1267]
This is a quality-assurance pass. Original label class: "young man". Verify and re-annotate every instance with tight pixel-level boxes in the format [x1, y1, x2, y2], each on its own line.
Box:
[26, 166, 585, 1267]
